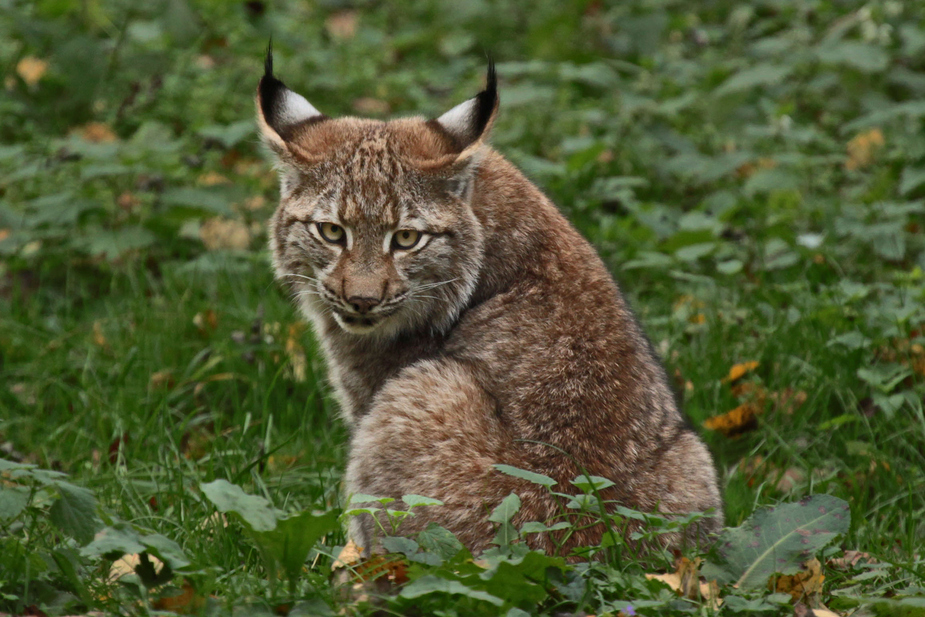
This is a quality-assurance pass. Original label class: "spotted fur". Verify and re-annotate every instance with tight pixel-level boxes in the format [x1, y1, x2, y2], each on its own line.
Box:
[257, 48, 723, 558]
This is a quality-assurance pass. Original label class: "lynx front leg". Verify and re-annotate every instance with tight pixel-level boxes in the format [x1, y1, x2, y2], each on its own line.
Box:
[344, 359, 527, 556]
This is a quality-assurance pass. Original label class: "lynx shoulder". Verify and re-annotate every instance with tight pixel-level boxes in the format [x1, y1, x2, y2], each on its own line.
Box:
[257, 47, 723, 556]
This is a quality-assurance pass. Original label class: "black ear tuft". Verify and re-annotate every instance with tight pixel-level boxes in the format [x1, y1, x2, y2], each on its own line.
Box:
[257, 40, 325, 143]
[472, 58, 497, 142]
[431, 58, 499, 153]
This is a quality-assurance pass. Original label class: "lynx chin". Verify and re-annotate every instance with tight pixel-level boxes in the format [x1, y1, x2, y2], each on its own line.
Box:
[257, 47, 723, 557]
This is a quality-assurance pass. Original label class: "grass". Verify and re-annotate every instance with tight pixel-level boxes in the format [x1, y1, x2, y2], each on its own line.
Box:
[2, 0, 925, 614]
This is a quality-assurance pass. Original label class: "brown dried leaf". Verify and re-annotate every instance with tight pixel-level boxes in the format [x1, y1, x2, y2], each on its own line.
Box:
[827, 550, 874, 570]
[197, 171, 230, 186]
[845, 128, 884, 170]
[332, 539, 363, 570]
[77, 121, 118, 143]
[352, 97, 390, 115]
[645, 557, 722, 609]
[326, 10, 358, 40]
[152, 580, 206, 614]
[771, 558, 824, 605]
[771, 388, 808, 414]
[16, 57, 48, 86]
[148, 369, 175, 391]
[199, 217, 251, 251]
[193, 309, 218, 333]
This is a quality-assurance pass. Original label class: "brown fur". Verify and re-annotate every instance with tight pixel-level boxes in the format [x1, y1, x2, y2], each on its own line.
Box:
[257, 59, 723, 558]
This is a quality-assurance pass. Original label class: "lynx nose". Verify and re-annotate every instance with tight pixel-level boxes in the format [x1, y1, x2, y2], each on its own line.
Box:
[347, 296, 380, 314]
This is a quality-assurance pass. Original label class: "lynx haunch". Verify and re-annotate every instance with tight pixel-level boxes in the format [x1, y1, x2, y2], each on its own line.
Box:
[257, 47, 723, 557]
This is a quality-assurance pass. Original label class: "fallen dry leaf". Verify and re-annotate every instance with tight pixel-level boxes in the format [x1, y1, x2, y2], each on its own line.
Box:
[0, 229, 10, 242]
[193, 309, 218, 333]
[152, 580, 207, 614]
[645, 557, 722, 609]
[771, 388, 808, 415]
[109, 552, 163, 582]
[77, 121, 118, 143]
[332, 539, 364, 570]
[722, 361, 760, 383]
[326, 10, 359, 40]
[92, 320, 110, 350]
[16, 56, 48, 86]
[199, 217, 251, 251]
[771, 558, 824, 605]
[845, 128, 884, 170]
[286, 323, 308, 382]
[704, 401, 761, 437]
[827, 550, 874, 570]
[197, 171, 230, 186]
[148, 369, 175, 391]
[352, 97, 390, 115]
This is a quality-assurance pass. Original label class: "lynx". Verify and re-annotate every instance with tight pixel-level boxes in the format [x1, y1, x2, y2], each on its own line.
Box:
[257, 47, 723, 557]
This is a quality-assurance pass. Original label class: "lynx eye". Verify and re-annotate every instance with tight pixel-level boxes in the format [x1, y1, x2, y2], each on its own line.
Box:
[317, 222, 345, 244]
[393, 229, 421, 250]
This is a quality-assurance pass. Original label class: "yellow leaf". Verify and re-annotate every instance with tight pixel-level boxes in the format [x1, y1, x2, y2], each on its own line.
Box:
[16, 56, 48, 86]
[645, 557, 722, 609]
[722, 360, 760, 383]
[845, 128, 884, 170]
[76, 121, 118, 143]
[771, 558, 824, 604]
[332, 539, 363, 570]
[325, 10, 359, 40]
[704, 402, 760, 437]
[199, 217, 251, 251]
[92, 320, 109, 349]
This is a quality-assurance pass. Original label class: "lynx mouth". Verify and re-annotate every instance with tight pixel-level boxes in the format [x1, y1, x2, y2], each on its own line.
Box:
[333, 311, 388, 334]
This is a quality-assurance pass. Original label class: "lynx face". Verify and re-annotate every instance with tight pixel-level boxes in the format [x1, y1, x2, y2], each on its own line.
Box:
[269, 150, 484, 337]
[257, 50, 497, 339]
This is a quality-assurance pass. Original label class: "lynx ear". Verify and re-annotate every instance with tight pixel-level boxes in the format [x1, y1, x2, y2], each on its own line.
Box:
[431, 60, 498, 157]
[256, 42, 326, 158]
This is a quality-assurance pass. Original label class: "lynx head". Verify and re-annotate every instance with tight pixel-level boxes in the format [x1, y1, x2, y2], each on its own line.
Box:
[257, 45, 498, 338]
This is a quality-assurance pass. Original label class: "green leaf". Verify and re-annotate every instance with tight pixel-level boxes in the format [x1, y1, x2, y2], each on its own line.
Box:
[702, 494, 851, 589]
[140, 533, 191, 570]
[400, 575, 504, 606]
[49, 481, 100, 545]
[200, 479, 278, 532]
[493, 464, 557, 488]
[71, 227, 156, 260]
[816, 41, 889, 73]
[198, 121, 254, 149]
[417, 523, 464, 561]
[402, 494, 444, 508]
[570, 475, 616, 493]
[0, 486, 30, 520]
[714, 63, 791, 96]
[900, 168, 925, 196]
[160, 188, 234, 216]
[80, 523, 145, 559]
[488, 493, 521, 524]
[253, 510, 340, 581]
[348, 493, 395, 506]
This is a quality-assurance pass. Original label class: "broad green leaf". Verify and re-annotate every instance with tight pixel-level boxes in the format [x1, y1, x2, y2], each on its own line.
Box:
[200, 479, 278, 532]
[488, 493, 521, 524]
[140, 533, 191, 570]
[714, 63, 791, 96]
[900, 167, 925, 196]
[816, 41, 889, 73]
[348, 493, 395, 506]
[49, 481, 100, 545]
[71, 227, 156, 260]
[417, 523, 464, 560]
[493, 464, 557, 488]
[479, 560, 548, 605]
[702, 494, 850, 589]
[570, 475, 616, 493]
[381, 536, 420, 556]
[254, 510, 340, 581]
[160, 187, 234, 215]
[0, 486, 30, 520]
[198, 121, 254, 149]
[80, 523, 145, 559]
[402, 494, 444, 508]
[400, 575, 503, 606]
